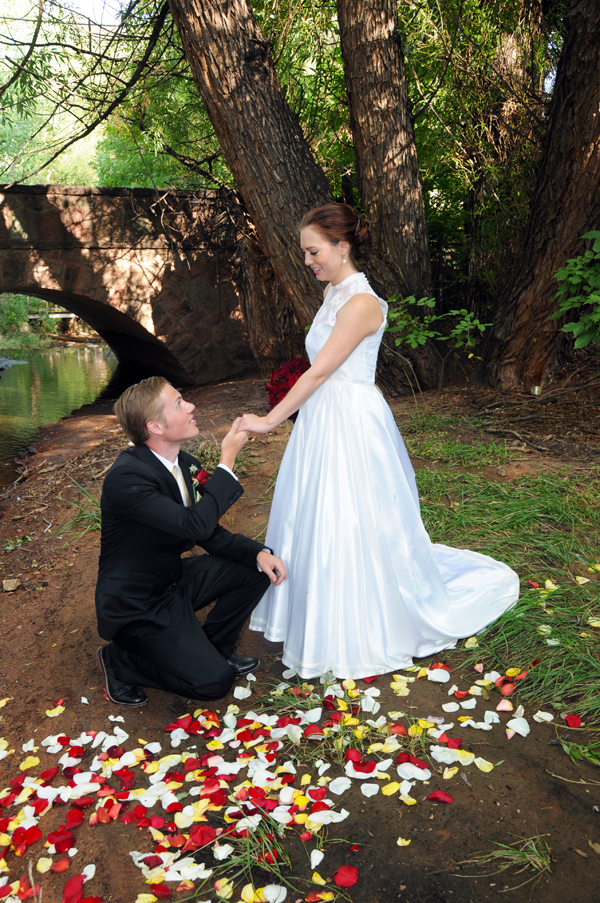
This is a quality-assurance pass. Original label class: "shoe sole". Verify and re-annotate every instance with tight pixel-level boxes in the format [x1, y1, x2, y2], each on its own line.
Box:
[96, 645, 148, 707]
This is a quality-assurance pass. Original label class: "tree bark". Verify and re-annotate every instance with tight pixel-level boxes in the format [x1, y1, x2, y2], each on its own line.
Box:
[234, 232, 306, 376]
[486, 0, 600, 389]
[337, 0, 439, 390]
[166, 0, 331, 335]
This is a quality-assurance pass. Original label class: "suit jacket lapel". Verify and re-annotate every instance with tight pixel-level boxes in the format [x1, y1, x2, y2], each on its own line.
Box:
[134, 444, 183, 504]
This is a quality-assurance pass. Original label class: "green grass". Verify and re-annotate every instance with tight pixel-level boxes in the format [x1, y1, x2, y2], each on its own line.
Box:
[58, 476, 101, 538]
[415, 463, 600, 722]
[456, 834, 552, 891]
[399, 409, 513, 466]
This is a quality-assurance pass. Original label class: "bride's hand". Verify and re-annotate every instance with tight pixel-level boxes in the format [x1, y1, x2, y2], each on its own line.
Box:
[239, 413, 272, 434]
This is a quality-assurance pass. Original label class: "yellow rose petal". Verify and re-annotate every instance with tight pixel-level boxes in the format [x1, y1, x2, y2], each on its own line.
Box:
[397, 837, 412, 846]
[407, 725, 423, 737]
[382, 781, 400, 796]
[587, 617, 600, 628]
[505, 668, 521, 677]
[342, 678, 355, 690]
[400, 794, 417, 806]
[135, 895, 158, 903]
[36, 858, 53, 874]
[576, 576, 590, 585]
[214, 878, 234, 899]
[474, 757, 494, 773]
[464, 636, 478, 649]
[442, 766, 459, 780]
[301, 774, 311, 786]
[19, 756, 40, 771]
[45, 705, 65, 718]
[0, 699, 10, 709]
[241, 884, 255, 903]
[312, 871, 327, 886]
[174, 811, 194, 830]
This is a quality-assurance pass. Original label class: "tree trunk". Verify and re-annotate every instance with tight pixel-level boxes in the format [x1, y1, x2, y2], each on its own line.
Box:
[234, 232, 306, 376]
[167, 0, 331, 336]
[486, 0, 600, 389]
[337, 0, 439, 390]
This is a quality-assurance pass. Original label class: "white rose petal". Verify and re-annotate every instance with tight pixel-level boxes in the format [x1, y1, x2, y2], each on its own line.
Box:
[264, 886, 287, 903]
[427, 669, 450, 683]
[506, 716, 530, 737]
[328, 777, 352, 795]
[213, 843, 235, 861]
[360, 783, 379, 798]
[233, 686, 252, 700]
[396, 763, 431, 781]
[310, 850, 324, 870]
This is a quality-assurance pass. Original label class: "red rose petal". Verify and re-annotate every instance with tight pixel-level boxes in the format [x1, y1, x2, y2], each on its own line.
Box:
[51, 858, 71, 873]
[428, 791, 453, 804]
[565, 714, 582, 728]
[333, 864, 359, 888]
[66, 809, 84, 830]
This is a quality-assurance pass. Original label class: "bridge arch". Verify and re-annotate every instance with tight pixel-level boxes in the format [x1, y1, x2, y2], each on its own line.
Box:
[0, 185, 256, 384]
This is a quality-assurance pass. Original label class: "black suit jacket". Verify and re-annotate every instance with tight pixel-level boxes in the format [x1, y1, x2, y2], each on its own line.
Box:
[95, 444, 264, 640]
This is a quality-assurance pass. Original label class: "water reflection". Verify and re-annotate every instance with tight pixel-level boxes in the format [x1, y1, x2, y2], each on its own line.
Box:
[0, 344, 118, 486]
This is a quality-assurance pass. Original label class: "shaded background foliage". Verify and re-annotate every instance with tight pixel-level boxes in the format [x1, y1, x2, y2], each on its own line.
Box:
[0, 0, 570, 351]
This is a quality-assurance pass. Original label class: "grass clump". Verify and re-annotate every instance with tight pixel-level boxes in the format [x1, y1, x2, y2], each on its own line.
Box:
[59, 477, 101, 538]
[456, 834, 552, 891]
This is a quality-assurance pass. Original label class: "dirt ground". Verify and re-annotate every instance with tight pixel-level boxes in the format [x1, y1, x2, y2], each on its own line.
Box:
[0, 373, 599, 903]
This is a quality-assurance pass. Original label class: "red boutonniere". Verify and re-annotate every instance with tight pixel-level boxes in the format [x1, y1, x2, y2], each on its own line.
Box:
[265, 357, 310, 423]
[190, 466, 209, 500]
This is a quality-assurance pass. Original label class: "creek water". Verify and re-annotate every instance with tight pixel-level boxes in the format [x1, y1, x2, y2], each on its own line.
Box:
[0, 344, 117, 487]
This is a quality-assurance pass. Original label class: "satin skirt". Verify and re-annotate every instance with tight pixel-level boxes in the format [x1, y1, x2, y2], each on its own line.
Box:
[250, 378, 519, 680]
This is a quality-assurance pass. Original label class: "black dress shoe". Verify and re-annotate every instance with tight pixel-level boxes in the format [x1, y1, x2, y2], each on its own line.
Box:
[96, 644, 148, 706]
[226, 655, 260, 678]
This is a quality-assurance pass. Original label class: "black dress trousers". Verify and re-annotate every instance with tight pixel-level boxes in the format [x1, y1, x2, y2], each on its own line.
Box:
[111, 554, 269, 700]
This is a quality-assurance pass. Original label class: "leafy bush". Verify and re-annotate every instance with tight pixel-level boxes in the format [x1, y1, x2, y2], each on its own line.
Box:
[0, 294, 57, 349]
[387, 295, 490, 388]
[549, 231, 600, 347]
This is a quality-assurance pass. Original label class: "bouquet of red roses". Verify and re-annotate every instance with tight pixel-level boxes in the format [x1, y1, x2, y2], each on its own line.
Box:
[265, 357, 310, 422]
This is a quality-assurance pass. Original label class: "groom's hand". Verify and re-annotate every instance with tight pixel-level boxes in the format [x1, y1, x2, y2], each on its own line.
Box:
[220, 418, 250, 470]
[257, 550, 287, 586]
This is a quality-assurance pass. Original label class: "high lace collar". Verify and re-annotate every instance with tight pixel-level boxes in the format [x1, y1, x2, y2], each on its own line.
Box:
[327, 271, 367, 293]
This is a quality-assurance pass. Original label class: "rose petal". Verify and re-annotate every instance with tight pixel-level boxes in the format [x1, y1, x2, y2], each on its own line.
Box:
[333, 865, 358, 888]
[428, 791, 453, 804]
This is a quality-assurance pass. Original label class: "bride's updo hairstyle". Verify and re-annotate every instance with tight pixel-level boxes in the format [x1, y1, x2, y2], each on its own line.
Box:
[299, 203, 370, 268]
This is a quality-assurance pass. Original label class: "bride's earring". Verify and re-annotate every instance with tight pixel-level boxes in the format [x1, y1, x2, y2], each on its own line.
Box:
[342, 256, 346, 264]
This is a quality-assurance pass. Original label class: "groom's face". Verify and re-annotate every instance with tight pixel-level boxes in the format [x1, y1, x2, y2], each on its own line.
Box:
[152, 384, 199, 443]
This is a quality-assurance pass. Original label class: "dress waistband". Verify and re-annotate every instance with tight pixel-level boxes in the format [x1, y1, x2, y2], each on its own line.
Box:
[328, 376, 376, 386]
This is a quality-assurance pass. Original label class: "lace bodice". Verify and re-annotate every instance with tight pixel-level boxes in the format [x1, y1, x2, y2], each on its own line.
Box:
[305, 272, 387, 384]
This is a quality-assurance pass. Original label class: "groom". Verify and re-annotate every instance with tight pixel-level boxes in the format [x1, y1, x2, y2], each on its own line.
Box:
[95, 376, 286, 706]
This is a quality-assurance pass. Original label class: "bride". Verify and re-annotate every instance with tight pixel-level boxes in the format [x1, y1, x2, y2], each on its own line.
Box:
[240, 203, 519, 680]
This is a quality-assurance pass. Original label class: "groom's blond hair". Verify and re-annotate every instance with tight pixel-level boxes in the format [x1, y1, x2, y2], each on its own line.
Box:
[114, 376, 169, 445]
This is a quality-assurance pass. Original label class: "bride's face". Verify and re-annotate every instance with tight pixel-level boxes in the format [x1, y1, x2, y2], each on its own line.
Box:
[300, 226, 349, 285]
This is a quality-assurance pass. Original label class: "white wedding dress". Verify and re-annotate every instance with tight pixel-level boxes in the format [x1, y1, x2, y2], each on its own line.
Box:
[250, 272, 519, 679]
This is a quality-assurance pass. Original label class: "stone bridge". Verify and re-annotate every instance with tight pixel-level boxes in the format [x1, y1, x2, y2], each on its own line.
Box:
[0, 185, 258, 384]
